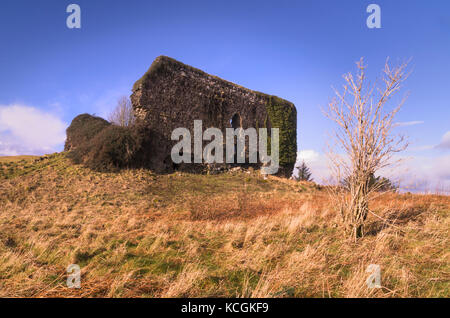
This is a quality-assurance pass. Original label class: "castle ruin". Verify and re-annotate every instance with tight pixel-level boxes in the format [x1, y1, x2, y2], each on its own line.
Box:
[130, 56, 297, 176]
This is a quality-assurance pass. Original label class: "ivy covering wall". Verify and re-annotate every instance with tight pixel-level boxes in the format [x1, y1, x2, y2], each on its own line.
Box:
[131, 55, 298, 176]
[265, 96, 297, 167]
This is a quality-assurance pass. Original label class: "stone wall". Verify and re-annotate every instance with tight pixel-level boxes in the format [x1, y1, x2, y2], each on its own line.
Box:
[130, 56, 297, 176]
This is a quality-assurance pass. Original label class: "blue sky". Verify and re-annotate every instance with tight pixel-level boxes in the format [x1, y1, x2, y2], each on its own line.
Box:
[0, 0, 449, 191]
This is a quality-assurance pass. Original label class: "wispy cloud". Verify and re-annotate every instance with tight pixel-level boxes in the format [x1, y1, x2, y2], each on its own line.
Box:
[390, 154, 450, 193]
[409, 145, 434, 151]
[408, 131, 450, 152]
[0, 104, 67, 156]
[295, 148, 450, 194]
[436, 131, 450, 149]
[394, 121, 424, 127]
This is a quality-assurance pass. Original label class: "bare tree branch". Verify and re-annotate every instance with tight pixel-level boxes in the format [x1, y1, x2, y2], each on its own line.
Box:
[323, 57, 411, 240]
[108, 96, 135, 127]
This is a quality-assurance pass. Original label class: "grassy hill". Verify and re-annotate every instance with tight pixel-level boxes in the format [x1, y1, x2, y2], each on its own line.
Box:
[0, 153, 448, 297]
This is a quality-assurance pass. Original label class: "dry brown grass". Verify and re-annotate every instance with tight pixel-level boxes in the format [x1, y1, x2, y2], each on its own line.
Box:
[0, 153, 448, 297]
[0, 155, 39, 163]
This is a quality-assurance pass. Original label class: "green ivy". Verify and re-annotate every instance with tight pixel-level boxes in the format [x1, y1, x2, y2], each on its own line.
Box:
[265, 96, 297, 167]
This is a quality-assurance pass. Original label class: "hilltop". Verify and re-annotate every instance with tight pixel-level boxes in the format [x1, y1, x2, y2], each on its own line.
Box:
[0, 153, 448, 297]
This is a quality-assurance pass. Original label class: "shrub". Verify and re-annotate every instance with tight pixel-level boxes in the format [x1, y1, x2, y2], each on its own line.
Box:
[64, 114, 110, 151]
[341, 173, 398, 192]
[82, 125, 139, 171]
[66, 114, 153, 172]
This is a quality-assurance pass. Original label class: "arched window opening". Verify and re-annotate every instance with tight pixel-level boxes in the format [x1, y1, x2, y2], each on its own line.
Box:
[230, 113, 241, 129]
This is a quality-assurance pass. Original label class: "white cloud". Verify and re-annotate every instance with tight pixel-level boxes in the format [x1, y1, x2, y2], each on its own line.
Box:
[389, 154, 450, 193]
[409, 145, 434, 151]
[394, 121, 424, 127]
[294, 149, 450, 194]
[297, 149, 320, 163]
[294, 150, 331, 182]
[436, 131, 450, 149]
[0, 104, 67, 156]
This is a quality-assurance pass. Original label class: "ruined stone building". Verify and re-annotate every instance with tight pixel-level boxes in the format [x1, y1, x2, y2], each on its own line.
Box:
[130, 56, 297, 176]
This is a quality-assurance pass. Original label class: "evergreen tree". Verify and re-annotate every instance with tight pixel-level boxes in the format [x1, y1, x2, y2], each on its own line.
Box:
[295, 161, 313, 181]
[341, 173, 398, 192]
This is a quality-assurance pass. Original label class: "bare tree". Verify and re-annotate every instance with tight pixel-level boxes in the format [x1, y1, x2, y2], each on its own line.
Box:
[108, 96, 135, 127]
[324, 57, 410, 240]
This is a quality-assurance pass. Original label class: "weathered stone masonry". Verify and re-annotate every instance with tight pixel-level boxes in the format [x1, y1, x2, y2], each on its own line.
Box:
[130, 56, 297, 176]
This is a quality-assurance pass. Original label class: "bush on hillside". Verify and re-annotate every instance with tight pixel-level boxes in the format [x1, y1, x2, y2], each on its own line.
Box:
[341, 173, 398, 192]
[79, 125, 140, 171]
[64, 114, 111, 151]
[66, 114, 153, 172]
